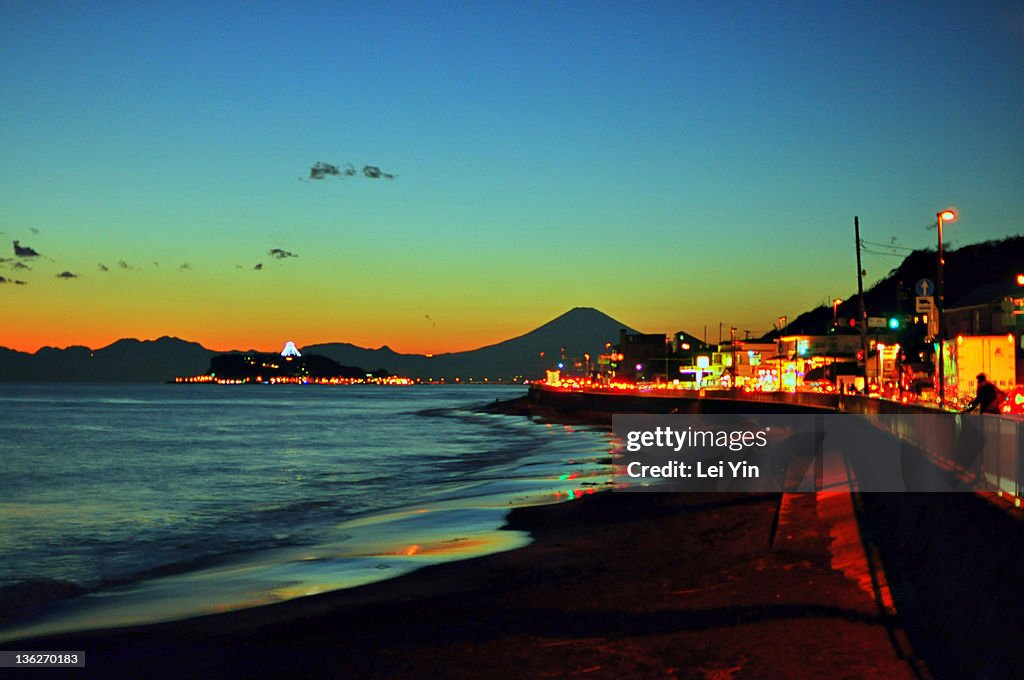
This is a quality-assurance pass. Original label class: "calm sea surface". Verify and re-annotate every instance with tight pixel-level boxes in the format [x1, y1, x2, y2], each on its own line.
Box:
[0, 383, 610, 641]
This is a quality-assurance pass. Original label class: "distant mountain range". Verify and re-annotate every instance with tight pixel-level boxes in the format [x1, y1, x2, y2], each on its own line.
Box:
[0, 307, 638, 383]
[0, 338, 215, 383]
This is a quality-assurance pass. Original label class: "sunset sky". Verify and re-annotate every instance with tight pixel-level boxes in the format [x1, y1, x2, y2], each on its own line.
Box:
[2, 2, 1022, 354]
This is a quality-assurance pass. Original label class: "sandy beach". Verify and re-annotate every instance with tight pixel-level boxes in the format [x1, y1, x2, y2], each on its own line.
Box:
[10, 488, 924, 679]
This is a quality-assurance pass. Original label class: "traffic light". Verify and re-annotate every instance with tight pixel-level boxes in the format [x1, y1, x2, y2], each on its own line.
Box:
[888, 317, 900, 330]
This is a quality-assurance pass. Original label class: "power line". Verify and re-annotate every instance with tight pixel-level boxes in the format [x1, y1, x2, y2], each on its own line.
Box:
[859, 238, 916, 252]
[859, 249, 903, 271]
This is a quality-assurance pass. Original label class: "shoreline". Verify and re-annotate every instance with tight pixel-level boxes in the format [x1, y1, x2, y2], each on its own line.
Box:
[480, 393, 615, 425]
[7, 488, 918, 679]
[0, 392, 608, 644]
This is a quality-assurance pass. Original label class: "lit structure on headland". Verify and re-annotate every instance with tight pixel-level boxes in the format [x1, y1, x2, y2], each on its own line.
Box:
[175, 343, 413, 385]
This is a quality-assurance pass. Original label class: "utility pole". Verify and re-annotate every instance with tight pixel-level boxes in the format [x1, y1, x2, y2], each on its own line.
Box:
[664, 336, 670, 383]
[730, 326, 737, 387]
[855, 216, 868, 393]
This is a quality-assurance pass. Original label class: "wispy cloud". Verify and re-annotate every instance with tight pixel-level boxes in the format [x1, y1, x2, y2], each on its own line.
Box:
[253, 263, 264, 271]
[13, 241, 40, 258]
[11, 261, 31, 271]
[268, 248, 297, 260]
[55, 271, 78, 279]
[0, 276, 28, 285]
[98, 263, 109, 272]
[179, 262, 191, 271]
[118, 260, 136, 270]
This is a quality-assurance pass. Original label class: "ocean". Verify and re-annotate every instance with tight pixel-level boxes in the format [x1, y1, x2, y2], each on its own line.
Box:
[0, 383, 611, 641]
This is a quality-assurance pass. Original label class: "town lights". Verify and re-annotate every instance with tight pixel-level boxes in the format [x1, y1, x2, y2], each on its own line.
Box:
[936, 207, 958, 406]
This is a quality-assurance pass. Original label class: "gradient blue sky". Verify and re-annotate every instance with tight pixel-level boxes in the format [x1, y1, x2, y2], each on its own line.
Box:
[2, 2, 1022, 352]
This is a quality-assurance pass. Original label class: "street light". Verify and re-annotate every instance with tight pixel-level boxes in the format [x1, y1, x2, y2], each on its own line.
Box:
[777, 315, 787, 391]
[830, 298, 843, 383]
[936, 207, 958, 406]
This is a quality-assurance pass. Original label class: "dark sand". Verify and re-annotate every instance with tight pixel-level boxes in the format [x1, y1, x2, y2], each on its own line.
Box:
[10, 490, 919, 679]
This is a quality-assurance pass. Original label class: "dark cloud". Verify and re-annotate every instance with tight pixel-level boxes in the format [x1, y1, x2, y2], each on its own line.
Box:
[13, 241, 40, 258]
[11, 261, 31, 271]
[55, 271, 78, 279]
[0, 276, 28, 285]
[118, 260, 135, 270]
[179, 262, 191, 271]
[304, 162, 395, 181]
[268, 248, 297, 260]
[307, 161, 357, 180]
[98, 263, 109, 272]
[362, 165, 395, 180]
[254, 263, 263, 271]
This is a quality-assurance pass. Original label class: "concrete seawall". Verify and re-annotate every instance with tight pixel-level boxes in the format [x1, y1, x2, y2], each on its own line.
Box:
[528, 384, 938, 416]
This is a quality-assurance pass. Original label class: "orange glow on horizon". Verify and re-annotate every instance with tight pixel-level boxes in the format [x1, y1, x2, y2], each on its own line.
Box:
[1, 319, 567, 356]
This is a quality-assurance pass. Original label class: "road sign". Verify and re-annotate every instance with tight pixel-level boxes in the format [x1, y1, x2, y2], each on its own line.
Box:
[916, 296, 934, 313]
[915, 278, 935, 297]
[867, 317, 886, 328]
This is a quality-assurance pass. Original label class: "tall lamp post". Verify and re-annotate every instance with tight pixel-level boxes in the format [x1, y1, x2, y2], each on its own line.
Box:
[831, 298, 842, 382]
[777, 315, 787, 391]
[936, 207, 958, 407]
